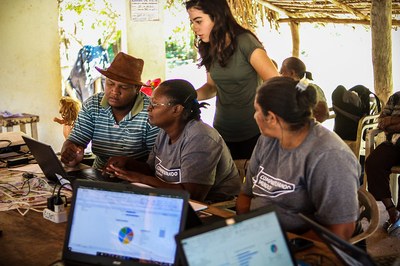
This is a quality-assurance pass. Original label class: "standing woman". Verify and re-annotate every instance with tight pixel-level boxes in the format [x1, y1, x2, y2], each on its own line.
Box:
[186, 0, 279, 159]
[236, 77, 360, 241]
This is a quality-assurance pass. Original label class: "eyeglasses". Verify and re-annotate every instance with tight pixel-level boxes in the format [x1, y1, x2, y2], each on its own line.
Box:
[148, 98, 174, 109]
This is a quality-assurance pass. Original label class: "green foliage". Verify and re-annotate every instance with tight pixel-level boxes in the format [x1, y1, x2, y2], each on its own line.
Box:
[164, 1, 197, 68]
[58, 0, 121, 50]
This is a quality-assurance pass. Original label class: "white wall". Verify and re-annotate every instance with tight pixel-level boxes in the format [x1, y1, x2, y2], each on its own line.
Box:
[125, 0, 166, 82]
[0, 0, 64, 151]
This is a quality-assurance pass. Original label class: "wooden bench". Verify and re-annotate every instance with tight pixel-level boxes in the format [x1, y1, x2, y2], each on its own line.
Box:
[0, 113, 39, 139]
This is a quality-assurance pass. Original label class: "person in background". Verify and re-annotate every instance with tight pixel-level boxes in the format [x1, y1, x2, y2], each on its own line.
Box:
[60, 52, 159, 169]
[236, 77, 360, 241]
[105, 79, 241, 203]
[280, 57, 329, 123]
[186, 0, 279, 160]
[365, 91, 400, 236]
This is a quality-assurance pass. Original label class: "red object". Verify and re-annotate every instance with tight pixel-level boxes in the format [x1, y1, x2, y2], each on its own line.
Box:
[140, 78, 161, 96]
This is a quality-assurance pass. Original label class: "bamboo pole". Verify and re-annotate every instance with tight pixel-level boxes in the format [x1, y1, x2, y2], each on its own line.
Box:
[289, 21, 300, 57]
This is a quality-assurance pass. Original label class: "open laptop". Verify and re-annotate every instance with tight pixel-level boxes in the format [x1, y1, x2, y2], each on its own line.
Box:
[175, 206, 297, 266]
[60, 179, 189, 266]
[22, 135, 117, 184]
[299, 213, 400, 266]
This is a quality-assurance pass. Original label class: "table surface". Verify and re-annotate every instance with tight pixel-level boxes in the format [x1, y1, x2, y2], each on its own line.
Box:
[0, 209, 341, 266]
[0, 168, 341, 266]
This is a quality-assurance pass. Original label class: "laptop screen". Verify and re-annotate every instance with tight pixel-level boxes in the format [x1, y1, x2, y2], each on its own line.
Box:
[63, 180, 189, 266]
[176, 206, 296, 266]
[22, 135, 68, 182]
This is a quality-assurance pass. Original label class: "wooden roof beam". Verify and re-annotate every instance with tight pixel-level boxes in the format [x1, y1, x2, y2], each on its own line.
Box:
[327, 0, 370, 20]
[256, 0, 299, 18]
[279, 17, 400, 27]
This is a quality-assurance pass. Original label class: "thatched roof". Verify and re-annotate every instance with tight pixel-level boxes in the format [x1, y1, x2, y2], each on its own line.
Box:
[256, 0, 400, 26]
[172, 0, 400, 30]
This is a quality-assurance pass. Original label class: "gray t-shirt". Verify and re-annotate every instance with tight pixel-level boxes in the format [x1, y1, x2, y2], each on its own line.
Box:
[241, 121, 360, 234]
[210, 32, 264, 142]
[147, 120, 241, 202]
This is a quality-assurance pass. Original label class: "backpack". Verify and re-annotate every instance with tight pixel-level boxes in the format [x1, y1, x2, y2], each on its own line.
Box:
[332, 85, 381, 140]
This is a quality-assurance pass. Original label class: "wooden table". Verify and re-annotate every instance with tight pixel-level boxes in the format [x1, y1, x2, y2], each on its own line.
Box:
[0, 167, 341, 266]
[0, 209, 66, 266]
[0, 208, 342, 266]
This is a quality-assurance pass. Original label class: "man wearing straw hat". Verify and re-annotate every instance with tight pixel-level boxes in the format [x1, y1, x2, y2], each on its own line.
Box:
[61, 52, 159, 170]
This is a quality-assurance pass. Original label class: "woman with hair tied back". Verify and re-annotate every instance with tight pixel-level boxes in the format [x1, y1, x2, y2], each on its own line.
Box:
[186, 0, 279, 160]
[236, 77, 361, 241]
[105, 79, 241, 203]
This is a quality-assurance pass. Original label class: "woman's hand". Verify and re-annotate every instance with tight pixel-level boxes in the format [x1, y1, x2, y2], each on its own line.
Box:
[103, 156, 130, 175]
[108, 164, 141, 183]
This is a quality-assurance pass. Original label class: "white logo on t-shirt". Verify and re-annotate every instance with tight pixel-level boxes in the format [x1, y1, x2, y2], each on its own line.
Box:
[252, 166, 295, 198]
[154, 157, 181, 183]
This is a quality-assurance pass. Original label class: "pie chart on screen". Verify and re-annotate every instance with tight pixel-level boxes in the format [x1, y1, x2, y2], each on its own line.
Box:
[118, 227, 134, 244]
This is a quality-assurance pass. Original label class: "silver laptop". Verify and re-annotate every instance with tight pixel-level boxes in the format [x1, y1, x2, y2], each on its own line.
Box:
[22, 135, 116, 184]
[60, 179, 190, 266]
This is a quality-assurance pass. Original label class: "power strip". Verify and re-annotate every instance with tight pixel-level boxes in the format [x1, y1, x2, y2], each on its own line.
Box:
[43, 204, 67, 223]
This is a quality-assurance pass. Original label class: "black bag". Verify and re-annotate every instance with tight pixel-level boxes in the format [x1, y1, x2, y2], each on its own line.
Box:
[332, 85, 381, 140]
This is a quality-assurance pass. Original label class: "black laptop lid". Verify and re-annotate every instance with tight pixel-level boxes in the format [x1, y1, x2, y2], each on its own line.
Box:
[298, 213, 376, 266]
[62, 180, 189, 266]
[22, 135, 67, 181]
[176, 206, 296, 266]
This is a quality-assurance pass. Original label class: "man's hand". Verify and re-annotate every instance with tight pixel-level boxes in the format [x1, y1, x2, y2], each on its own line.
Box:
[60, 140, 84, 166]
[378, 116, 391, 131]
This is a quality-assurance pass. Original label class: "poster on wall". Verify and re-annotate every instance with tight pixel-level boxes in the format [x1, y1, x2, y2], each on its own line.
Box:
[131, 0, 160, 22]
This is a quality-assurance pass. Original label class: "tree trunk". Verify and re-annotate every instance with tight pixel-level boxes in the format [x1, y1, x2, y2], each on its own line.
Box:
[371, 0, 392, 105]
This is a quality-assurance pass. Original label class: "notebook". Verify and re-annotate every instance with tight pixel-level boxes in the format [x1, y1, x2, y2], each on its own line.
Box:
[175, 206, 297, 266]
[22, 136, 116, 184]
[61, 179, 189, 266]
[299, 213, 400, 266]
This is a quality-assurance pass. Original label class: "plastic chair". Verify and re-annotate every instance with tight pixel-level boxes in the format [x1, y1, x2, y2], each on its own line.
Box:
[209, 159, 249, 210]
[350, 188, 380, 245]
[233, 159, 249, 183]
[364, 128, 400, 205]
[343, 114, 380, 161]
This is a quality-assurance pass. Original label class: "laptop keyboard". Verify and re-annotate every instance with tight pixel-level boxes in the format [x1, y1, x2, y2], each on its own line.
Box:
[67, 169, 120, 183]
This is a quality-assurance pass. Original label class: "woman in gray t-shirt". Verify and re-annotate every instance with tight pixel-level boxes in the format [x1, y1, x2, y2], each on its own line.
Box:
[236, 77, 360, 241]
[106, 79, 240, 203]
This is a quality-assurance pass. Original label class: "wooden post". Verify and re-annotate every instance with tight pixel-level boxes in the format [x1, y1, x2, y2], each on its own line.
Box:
[371, 0, 392, 105]
[289, 21, 300, 57]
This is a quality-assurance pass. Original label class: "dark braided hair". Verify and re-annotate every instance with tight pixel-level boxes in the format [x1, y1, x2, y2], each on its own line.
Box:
[158, 79, 209, 123]
[256, 77, 317, 131]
